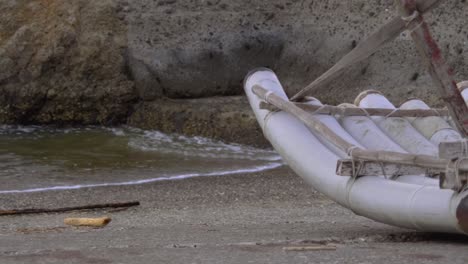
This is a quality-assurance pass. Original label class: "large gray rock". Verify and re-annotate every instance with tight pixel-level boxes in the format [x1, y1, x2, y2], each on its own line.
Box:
[0, 0, 136, 125]
[0, 0, 467, 145]
[124, 0, 467, 105]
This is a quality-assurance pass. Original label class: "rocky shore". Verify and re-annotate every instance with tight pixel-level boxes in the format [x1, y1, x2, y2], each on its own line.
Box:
[1, 0, 467, 145]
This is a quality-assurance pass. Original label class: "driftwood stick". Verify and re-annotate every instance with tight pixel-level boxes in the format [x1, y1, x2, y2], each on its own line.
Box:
[396, 0, 468, 136]
[0, 201, 140, 216]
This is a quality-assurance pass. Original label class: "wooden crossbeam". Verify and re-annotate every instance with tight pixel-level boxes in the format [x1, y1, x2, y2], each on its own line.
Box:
[439, 140, 468, 160]
[336, 159, 441, 178]
[259, 101, 449, 117]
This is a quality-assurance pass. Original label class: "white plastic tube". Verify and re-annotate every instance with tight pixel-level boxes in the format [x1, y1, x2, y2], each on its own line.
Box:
[400, 99, 461, 145]
[244, 69, 468, 234]
[300, 97, 364, 157]
[333, 104, 438, 186]
[337, 104, 407, 153]
[355, 91, 438, 156]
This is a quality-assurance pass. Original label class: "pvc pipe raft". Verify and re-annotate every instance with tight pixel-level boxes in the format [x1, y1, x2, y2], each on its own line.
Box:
[244, 68, 468, 234]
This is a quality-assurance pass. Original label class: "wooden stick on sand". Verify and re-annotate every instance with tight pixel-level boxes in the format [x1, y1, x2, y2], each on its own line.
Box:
[0, 201, 140, 216]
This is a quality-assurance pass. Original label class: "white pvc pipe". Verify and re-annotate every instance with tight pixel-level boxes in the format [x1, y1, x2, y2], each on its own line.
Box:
[400, 99, 461, 145]
[298, 99, 438, 187]
[336, 104, 407, 153]
[333, 104, 438, 186]
[300, 97, 364, 158]
[355, 92, 438, 156]
[244, 69, 468, 234]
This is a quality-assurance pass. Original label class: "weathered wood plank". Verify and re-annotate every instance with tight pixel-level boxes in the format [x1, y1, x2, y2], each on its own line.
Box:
[336, 159, 439, 177]
[259, 101, 449, 117]
[439, 141, 468, 159]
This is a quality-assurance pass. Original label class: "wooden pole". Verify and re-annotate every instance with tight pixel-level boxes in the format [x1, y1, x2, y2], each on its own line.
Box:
[0, 201, 140, 216]
[259, 101, 449, 117]
[395, 0, 468, 136]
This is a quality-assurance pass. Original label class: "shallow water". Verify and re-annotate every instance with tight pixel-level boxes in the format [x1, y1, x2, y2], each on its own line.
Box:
[0, 126, 282, 193]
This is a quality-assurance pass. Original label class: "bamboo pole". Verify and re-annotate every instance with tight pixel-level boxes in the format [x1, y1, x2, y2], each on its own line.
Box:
[395, 0, 468, 136]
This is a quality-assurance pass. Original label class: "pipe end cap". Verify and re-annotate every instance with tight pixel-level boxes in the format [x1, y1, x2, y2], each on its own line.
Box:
[354, 90, 383, 106]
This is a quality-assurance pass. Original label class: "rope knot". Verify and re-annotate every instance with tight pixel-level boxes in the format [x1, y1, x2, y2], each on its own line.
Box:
[401, 10, 420, 22]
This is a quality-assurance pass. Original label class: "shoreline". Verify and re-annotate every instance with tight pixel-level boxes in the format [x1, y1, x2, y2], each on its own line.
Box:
[1, 167, 468, 263]
[0, 162, 283, 195]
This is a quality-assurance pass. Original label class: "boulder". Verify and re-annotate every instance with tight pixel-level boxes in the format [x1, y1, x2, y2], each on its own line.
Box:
[1, 0, 467, 145]
[124, 0, 467, 106]
[0, 0, 136, 125]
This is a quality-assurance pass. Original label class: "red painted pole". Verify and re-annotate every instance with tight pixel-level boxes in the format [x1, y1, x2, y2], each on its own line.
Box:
[396, 0, 468, 136]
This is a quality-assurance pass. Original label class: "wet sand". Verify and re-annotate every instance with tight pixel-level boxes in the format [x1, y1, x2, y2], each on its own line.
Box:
[1, 167, 468, 263]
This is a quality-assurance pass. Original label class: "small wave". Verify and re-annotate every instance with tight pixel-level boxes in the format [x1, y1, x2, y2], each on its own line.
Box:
[0, 125, 98, 138]
[0, 162, 284, 194]
[0, 125, 41, 135]
[127, 129, 281, 161]
[0, 125, 281, 162]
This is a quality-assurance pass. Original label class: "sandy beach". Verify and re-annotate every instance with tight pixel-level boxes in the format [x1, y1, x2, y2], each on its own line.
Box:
[1, 166, 467, 264]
